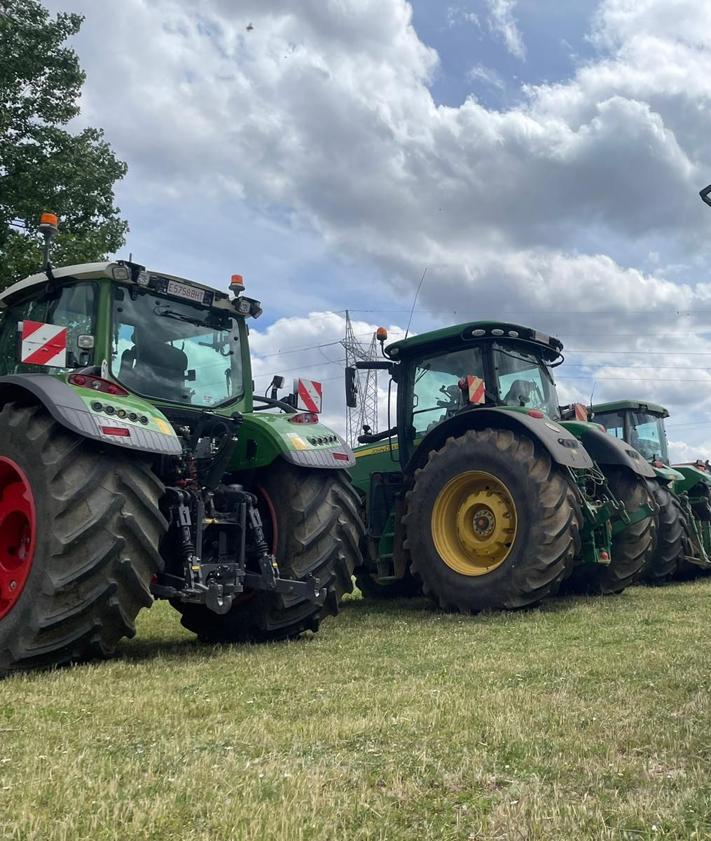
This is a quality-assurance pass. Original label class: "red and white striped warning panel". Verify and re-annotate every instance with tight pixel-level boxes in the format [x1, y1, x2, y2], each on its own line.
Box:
[20, 320, 68, 368]
[295, 378, 323, 413]
[464, 375, 485, 405]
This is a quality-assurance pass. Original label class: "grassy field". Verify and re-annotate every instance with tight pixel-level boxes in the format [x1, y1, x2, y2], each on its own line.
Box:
[1, 581, 711, 841]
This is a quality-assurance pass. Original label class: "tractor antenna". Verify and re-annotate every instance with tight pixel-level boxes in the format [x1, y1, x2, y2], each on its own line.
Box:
[404, 266, 428, 339]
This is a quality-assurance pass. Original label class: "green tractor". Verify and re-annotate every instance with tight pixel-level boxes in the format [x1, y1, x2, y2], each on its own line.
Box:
[0, 226, 362, 674]
[591, 400, 711, 581]
[347, 321, 656, 611]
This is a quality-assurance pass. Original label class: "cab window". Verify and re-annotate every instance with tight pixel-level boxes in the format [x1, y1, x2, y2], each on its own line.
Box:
[0, 282, 97, 376]
[597, 412, 625, 440]
[411, 347, 485, 436]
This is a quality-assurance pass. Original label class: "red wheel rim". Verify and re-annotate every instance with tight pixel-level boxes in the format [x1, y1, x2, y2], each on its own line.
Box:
[0, 458, 36, 620]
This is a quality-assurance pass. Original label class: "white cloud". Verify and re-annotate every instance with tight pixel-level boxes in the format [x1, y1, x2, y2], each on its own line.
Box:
[42, 0, 711, 452]
[467, 63, 506, 91]
[668, 440, 711, 465]
[485, 0, 526, 60]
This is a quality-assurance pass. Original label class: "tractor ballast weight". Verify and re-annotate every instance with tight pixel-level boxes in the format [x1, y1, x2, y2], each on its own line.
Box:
[349, 321, 655, 611]
[0, 259, 363, 674]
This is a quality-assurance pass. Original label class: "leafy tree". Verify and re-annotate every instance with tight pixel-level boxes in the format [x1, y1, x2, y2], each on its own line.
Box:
[0, 0, 128, 288]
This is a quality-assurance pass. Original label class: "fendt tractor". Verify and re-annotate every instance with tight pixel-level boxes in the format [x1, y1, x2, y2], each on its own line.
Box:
[0, 215, 362, 675]
[347, 322, 656, 612]
[591, 400, 711, 582]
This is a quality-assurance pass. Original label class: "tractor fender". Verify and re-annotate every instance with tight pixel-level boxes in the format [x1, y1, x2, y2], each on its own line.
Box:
[653, 464, 684, 485]
[0, 374, 182, 456]
[231, 412, 356, 471]
[560, 420, 656, 479]
[406, 407, 594, 475]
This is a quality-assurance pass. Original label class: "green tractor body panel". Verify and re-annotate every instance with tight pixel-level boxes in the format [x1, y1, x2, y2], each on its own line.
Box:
[673, 464, 711, 494]
[654, 464, 685, 484]
[350, 318, 655, 598]
[0, 372, 182, 455]
[231, 412, 354, 471]
[559, 420, 656, 479]
[350, 440, 399, 495]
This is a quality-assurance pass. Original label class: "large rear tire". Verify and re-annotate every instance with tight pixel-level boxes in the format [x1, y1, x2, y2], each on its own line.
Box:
[175, 462, 362, 642]
[569, 467, 654, 594]
[404, 428, 580, 612]
[0, 402, 166, 676]
[642, 482, 683, 583]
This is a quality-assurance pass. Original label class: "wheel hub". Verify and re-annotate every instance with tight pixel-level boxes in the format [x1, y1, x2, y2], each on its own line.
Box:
[431, 471, 517, 576]
[0, 458, 36, 620]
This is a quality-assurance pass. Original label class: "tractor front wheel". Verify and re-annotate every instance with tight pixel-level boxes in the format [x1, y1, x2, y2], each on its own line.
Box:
[0, 402, 166, 676]
[175, 462, 363, 642]
[404, 428, 580, 612]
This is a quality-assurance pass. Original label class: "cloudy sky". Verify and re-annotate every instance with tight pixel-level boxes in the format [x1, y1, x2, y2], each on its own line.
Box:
[45, 0, 711, 459]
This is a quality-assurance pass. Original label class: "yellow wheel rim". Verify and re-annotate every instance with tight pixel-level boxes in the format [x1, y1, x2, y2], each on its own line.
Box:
[431, 470, 518, 576]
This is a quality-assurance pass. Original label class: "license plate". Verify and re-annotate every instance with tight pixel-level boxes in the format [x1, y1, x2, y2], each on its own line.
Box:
[166, 279, 208, 304]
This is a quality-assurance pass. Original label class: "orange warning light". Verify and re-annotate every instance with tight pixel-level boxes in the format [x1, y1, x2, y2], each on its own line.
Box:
[376, 327, 388, 342]
[39, 212, 58, 232]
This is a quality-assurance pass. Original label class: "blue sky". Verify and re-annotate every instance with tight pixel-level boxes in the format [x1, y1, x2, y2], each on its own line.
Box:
[44, 0, 711, 456]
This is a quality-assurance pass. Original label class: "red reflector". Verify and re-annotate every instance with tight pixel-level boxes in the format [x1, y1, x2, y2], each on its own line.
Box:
[527, 409, 545, 419]
[600, 550, 610, 561]
[332, 452, 349, 461]
[101, 426, 131, 437]
[288, 412, 319, 425]
[69, 373, 129, 396]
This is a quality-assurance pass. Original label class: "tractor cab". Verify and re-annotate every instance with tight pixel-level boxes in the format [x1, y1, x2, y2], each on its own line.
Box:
[0, 262, 258, 415]
[382, 321, 565, 464]
[591, 400, 670, 465]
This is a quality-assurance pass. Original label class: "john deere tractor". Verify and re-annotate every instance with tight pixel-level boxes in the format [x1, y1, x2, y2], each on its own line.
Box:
[591, 400, 711, 581]
[0, 238, 362, 674]
[347, 322, 655, 611]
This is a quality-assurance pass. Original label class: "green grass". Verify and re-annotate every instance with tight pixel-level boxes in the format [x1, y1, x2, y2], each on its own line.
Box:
[2, 581, 711, 840]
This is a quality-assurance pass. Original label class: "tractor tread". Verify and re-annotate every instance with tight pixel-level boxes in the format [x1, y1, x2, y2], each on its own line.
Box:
[0, 402, 166, 676]
[174, 461, 363, 643]
[404, 428, 579, 612]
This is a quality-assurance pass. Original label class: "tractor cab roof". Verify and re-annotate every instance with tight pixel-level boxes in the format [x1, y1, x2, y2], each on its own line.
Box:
[385, 321, 564, 364]
[0, 261, 234, 311]
[592, 400, 669, 419]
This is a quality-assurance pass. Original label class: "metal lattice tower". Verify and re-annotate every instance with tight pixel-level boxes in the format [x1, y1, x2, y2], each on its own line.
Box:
[342, 311, 380, 447]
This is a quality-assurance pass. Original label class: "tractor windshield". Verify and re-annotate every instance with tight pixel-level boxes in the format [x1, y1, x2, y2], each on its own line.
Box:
[111, 286, 244, 406]
[492, 342, 559, 418]
[629, 411, 668, 463]
[410, 346, 485, 435]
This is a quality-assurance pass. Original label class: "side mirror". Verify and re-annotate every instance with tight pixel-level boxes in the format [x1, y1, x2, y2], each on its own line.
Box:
[345, 366, 358, 408]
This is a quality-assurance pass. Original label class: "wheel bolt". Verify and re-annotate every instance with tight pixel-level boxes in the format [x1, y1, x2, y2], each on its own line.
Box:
[9, 581, 17, 591]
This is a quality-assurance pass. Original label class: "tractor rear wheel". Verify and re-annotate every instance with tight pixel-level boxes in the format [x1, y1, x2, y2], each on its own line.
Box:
[569, 467, 654, 594]
[175, 462, 362, 642]
[0, 402, 166, 676]
[404, 428, 580, 612]
[642, 482, 684, 583]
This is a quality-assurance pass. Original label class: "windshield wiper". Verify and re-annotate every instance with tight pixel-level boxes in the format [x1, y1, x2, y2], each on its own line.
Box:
[154, 307, 225, 330]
